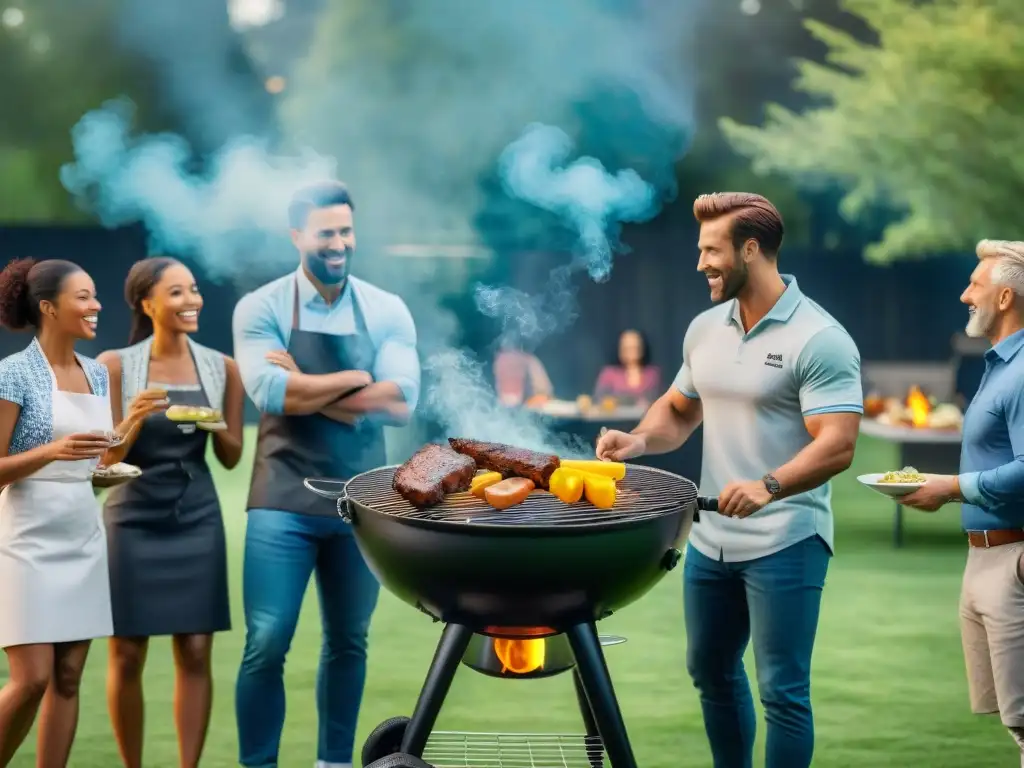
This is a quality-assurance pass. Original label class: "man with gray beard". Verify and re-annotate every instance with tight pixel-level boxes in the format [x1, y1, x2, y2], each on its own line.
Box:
[900, 239, 1024, 765]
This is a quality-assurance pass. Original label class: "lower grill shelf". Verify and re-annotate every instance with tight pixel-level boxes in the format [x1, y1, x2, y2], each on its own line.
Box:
[423, 731, 606, 767]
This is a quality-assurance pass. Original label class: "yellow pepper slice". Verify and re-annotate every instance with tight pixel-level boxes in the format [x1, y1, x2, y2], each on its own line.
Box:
[559, 459, 626, 481]
[548, 467, 585, 504]
[578, 471, 617, 509]
[470, 471, 503, 498]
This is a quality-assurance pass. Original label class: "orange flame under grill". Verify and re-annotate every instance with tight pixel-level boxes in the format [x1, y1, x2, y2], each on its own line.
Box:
[907, 386, 931, 428]
[494, 637, 546, 675]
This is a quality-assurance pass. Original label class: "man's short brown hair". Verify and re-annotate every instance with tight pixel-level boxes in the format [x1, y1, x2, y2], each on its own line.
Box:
[693, 192, 784, 257]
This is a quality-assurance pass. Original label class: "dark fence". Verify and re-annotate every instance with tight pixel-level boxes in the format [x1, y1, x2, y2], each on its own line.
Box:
[0, 224, 973, 421]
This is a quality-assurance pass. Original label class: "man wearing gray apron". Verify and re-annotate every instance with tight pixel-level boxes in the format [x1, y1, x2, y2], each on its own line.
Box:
[232, 182, 420, 768]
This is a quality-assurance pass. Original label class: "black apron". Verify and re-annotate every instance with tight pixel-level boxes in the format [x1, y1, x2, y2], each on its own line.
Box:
[246, 278, 387, 517]
[104, 350, 231, 636]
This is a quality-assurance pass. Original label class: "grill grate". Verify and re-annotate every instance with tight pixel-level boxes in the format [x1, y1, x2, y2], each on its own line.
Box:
[338, 464, 697, 528]
[423, 731, 605, 767]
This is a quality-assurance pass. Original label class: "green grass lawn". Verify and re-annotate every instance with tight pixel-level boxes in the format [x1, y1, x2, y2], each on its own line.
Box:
[1, 432, 1015, 767]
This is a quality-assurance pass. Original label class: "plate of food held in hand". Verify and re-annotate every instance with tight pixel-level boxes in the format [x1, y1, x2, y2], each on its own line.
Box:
[165, 405, 223, 424]
[392, 438, 627, 512]
[92, 462, 142, 488]
[858, 466, 927, 498]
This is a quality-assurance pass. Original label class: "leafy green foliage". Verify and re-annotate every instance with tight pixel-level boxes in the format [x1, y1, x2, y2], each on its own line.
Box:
[0, 0, 177, 223]
[720, 0, 1024, 262]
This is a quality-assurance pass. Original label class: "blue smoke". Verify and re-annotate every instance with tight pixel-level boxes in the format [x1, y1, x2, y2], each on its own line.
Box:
[497, 123, 659, 282]
[59, 98, 334, 283]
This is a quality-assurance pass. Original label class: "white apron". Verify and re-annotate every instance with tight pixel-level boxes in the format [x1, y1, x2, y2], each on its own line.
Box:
[0, 371, 114, 648]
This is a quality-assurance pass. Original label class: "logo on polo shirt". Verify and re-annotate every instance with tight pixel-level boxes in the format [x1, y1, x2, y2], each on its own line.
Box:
[765, 352, 783, 369]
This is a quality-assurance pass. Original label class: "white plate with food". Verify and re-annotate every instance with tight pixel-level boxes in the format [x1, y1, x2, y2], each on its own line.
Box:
[857, 467, 927, 498]
[92, 462, 142, 488]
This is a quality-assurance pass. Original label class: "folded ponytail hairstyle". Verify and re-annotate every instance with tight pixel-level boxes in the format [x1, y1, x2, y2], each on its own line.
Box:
[124, 257, 180, 345]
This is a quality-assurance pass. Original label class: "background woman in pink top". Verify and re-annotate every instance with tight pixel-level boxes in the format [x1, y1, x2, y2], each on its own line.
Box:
[593, 329, 661, 406]
[493, 342, 553, 407]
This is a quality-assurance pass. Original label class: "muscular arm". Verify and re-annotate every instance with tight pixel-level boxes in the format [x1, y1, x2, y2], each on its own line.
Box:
[771, 326, 864, 498]
[631, 389, 704, 454]
[630, 320, 704, 454]
[212, 356, 245, 469]
[233, 291, 368, 416]
[771, 412, 860, 498]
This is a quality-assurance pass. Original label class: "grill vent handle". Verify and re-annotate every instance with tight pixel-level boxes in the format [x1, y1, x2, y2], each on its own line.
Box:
[302, 477, 353, 523]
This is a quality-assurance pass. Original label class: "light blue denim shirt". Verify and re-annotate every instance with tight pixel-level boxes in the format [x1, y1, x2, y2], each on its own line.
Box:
[958, 328, 1024, 531]
[232, 268, 420, 416]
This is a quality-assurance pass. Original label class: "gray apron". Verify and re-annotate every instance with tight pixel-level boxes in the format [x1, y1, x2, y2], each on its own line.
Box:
[246, 278, 387, 516]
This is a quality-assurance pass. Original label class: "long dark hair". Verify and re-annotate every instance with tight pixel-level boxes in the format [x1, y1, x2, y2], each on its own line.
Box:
[0, 258, 84, 331]
[613, 328, 651, 367]
[125, 257, 181, 345]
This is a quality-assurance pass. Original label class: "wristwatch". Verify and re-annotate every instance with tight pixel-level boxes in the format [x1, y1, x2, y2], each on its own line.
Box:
[762, 473, 781, 500]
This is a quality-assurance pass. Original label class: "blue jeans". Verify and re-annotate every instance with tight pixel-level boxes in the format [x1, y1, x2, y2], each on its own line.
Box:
[236, 509, 381, 767]
[683, 535, 830, 768]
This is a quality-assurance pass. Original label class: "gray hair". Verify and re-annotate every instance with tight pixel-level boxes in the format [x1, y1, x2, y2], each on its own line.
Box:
[976, 240, 1024, 297]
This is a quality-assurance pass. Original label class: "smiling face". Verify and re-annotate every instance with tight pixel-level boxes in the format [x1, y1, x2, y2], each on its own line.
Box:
[142, 263, 203, 335]
[962, 257, 1015, 340]
[697, 214, 750, 304]
[292, 204, 356, 287]
[40, 270, 101, 341]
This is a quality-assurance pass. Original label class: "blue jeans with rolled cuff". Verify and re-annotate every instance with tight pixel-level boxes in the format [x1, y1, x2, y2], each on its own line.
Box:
[236, 508, 381, 767]
[683, 534, 831, 768]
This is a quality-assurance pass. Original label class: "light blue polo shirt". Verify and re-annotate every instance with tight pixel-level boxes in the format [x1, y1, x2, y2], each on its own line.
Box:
[673, 275, 863, 562]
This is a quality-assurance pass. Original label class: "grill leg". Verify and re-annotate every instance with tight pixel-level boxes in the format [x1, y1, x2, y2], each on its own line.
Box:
[567, 623, 637, 768]
[573, 667, 605, 768]
[400, 623, 474, 757]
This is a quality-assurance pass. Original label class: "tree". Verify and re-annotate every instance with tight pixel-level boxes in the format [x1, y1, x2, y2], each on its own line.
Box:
[0, 0, 271, 224]
[719, 0, 1024, 263]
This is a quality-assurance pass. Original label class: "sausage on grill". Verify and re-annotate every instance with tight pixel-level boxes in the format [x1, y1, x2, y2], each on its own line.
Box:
[393, 444, 478, 507]
[448, 438, 560, 489]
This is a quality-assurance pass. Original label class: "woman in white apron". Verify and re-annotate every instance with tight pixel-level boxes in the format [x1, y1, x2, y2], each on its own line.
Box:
[0, 258, 166, 767]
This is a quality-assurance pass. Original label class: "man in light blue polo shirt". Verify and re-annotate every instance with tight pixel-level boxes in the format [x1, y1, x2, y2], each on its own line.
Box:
[598, 192, 862, 768]
[232, 181, 420, 768]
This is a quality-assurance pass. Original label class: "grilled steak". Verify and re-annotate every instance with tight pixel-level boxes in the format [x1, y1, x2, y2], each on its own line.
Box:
[393, 444, 477, 507]
[448, 438, 560, 489]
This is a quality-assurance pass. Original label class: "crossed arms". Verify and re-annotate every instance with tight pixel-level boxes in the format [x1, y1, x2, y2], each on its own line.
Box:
[232, 291, 421, 427]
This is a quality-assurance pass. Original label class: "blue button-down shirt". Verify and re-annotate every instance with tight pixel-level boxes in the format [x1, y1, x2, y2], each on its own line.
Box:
[232, 268, 421, 416]
[959, 328, 1024, 531]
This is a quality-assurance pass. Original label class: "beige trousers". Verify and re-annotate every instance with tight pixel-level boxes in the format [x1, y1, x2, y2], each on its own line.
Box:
[960, 542, 1024, 729]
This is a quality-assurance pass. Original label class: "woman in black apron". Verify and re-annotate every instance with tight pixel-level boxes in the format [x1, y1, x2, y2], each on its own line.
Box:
[98, 257, 244, 768]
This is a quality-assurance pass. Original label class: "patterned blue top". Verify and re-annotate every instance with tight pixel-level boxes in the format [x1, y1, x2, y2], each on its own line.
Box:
[0, 337, 110, 455]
